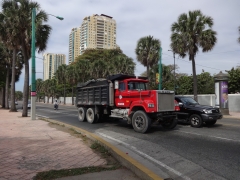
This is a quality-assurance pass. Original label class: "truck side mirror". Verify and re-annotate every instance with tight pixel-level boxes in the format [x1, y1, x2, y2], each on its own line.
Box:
[114, 80, 119, 89]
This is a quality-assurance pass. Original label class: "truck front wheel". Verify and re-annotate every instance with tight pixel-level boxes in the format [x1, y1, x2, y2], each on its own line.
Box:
[162, 117, 177, 129]
[86, 107, 98, 124]
[132, 110, 151, 133]
[78, 107, 87, 122]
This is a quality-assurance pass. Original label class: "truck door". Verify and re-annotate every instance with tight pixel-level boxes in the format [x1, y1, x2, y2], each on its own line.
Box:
[127, 81, 149, 103]
[115, 81, 131, 107]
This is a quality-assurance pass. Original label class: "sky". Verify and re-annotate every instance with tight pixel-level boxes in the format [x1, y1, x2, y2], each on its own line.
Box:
[15, 0, 240, 91]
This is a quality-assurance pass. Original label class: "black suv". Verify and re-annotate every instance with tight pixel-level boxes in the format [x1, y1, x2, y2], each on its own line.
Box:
[175, 96, 222, 127]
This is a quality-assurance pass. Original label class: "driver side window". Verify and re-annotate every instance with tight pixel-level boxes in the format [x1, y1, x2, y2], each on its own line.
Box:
[128, 82, 134, 90]
[119, 82, 125, 91]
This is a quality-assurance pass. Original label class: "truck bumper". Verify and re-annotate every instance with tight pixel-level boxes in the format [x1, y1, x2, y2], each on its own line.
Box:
[201, 114, 223, 121]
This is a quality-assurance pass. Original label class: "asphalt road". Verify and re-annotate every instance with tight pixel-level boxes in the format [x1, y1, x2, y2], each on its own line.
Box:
[17, 102, 240, 180]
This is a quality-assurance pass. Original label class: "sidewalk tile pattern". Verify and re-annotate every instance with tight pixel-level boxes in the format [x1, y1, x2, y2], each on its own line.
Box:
[0, 109, 106, 180]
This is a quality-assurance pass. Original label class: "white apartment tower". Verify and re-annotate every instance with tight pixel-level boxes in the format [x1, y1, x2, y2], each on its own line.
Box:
[80, 14, 117, 55]
[68, 14, 117, 64]
[68, 27, 80, 64]
[43, 53, 66, 80]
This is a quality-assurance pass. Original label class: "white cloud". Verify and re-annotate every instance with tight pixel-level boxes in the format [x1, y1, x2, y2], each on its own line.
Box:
[16, 0, 240, 91]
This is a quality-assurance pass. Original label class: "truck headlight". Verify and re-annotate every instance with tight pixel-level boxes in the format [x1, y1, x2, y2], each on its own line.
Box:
[203, 109, 212, 114]
[148, 103, 154, 108]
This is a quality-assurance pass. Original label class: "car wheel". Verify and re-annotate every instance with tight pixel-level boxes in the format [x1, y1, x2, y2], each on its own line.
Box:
[132, 110, 151, 133]
[86, 107, 99, 124]
[205, 120, 217, 126]
[162, 117, 178, 129]
[190, 114, 203, 128]
[78, 107, 87, 122]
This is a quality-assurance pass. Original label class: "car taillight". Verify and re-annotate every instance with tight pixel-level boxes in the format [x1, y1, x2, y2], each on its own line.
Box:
[174, 100, 180, 111]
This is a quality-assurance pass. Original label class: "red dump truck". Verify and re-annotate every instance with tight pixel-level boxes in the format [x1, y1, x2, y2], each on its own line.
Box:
[76, 74, 177, 133]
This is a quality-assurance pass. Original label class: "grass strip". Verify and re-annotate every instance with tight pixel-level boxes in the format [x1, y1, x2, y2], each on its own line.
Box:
[33, 165, 121, 180]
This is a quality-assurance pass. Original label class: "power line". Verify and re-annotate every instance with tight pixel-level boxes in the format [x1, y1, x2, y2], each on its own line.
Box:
[162, 52, 222, 71]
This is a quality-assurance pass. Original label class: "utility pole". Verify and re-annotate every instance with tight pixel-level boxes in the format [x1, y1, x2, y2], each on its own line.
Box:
[168, 50, 176, 92]
[31, 8, 36, 120]
[159, 47, 162, 90]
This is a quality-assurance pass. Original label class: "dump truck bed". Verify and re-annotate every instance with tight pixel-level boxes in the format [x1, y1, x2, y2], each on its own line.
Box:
[76, 79, 110, 106]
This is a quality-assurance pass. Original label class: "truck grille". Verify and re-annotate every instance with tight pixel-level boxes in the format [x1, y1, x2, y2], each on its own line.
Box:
[157, 91, 175, 112]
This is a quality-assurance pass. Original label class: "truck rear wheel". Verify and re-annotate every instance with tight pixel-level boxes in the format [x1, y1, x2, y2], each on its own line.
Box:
[132, 110, 151, 133]
[78, 107, 87, 122]
[162, 117, 177, 129]
[86, 107, 98, 124]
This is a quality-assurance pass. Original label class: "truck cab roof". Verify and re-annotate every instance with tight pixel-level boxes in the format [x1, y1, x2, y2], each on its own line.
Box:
[107, 74, 147, 81]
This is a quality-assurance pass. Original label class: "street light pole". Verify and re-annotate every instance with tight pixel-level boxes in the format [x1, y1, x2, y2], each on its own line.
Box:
[31, 9, 63, 120]
[159, 47, 162, 90]
[31, 8, 36, 120]
[168, 50, 176, 92]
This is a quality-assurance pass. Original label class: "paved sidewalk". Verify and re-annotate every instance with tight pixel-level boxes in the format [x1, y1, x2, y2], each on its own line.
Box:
[224, 111, 240, 119]
[0, 108, 140, 180]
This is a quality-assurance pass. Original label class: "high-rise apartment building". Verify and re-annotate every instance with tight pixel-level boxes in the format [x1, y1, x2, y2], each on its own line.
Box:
[68, 14, 117, 64]
[43, 53, 66, 81]
[68, 27, 80, 64]
[80, 14, 117, 55]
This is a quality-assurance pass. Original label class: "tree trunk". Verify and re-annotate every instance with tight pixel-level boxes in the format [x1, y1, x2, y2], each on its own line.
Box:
[64, 83, 66, 104]
[146, 61, 150, 89]
[10, 48, 17, 112]
[1, 87, 6, 108]
[22, 48, 29, 117]
[72, 86, 74, 105]
[5, 65, 10, 109]
[192, 57, 198, 101]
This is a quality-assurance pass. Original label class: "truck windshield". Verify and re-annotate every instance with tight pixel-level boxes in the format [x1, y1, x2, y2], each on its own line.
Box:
[128, 82, 147, 91]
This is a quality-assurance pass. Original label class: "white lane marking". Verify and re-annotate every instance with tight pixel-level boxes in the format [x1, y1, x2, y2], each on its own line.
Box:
[97, 132, 191, 180]
[176, 130, 240, 142]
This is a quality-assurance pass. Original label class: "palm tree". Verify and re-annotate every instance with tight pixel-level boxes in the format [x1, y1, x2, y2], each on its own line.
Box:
[42, 79, 51, 103]
[0, 43, 11, 108]
[135, 36, 161, 79]
[66, 65, 77, 105]
[0, 2, 22, 111]
[74, 59, 91, 83]
[36, 78, 43, 102]
[4, 0, 52, 116]
[49, 78, 57, 104]
[55, 64, 67, 104]
[170, 10, 217, 101]
[91, 59, 108, 79]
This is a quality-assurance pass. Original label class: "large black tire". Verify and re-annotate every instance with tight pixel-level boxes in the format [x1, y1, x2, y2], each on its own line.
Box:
[189, 114, 203, 128]
[86, 107, 99, 124]
[162, 117, 178, 129]
[78, 107, 87, 122]
[205, 120, 217, 126]
[132, 110, 151, 133]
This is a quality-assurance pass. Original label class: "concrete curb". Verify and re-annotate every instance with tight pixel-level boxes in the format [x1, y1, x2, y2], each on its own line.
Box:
[42, 118, 164, 180]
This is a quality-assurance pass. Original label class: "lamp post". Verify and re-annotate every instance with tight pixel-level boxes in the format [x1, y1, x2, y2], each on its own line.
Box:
[158, 47, 162, 90]
[31, 8, 63, 120]
[168, 50, 176, 92]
